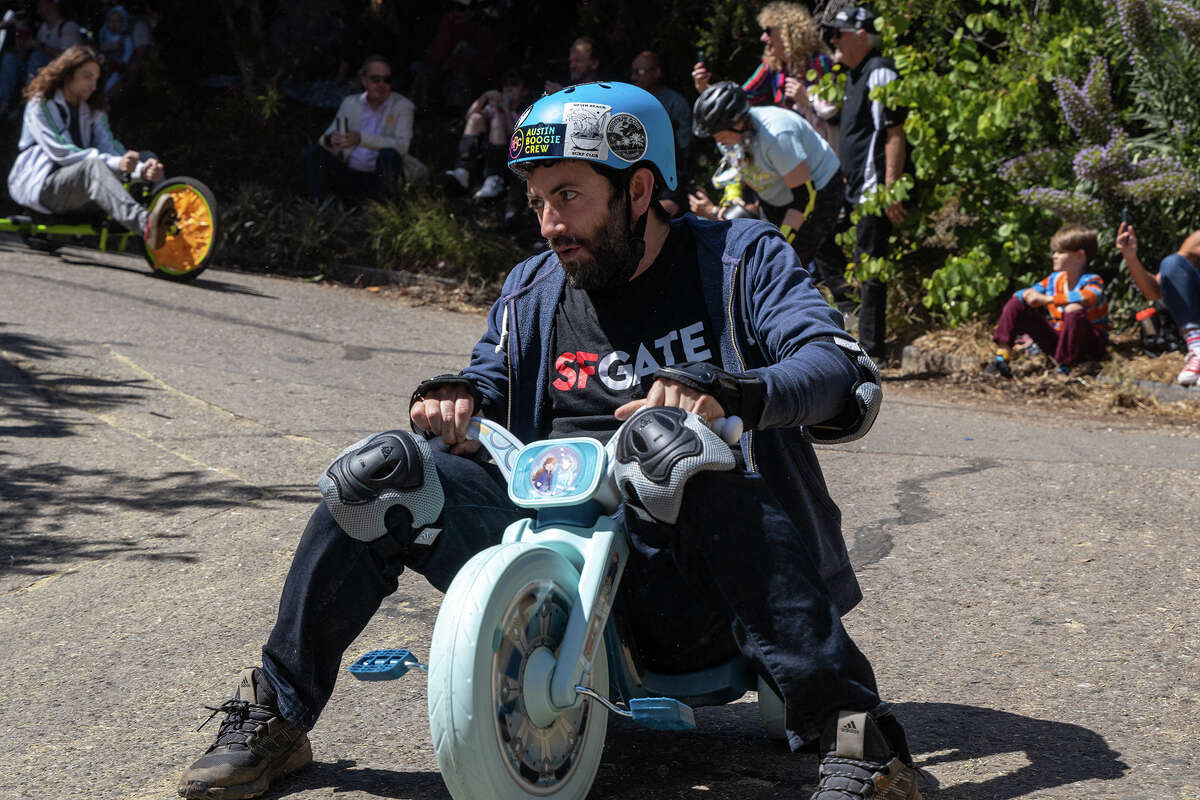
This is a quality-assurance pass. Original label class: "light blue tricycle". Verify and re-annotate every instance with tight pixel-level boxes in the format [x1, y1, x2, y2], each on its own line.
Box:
[347, 409, 786, 800]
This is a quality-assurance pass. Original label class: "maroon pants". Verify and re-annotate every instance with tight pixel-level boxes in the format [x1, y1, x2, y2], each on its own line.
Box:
[992, 296, 1106, 367]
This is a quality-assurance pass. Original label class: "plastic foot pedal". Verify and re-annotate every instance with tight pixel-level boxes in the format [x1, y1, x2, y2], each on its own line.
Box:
[629, 697, 697, 730]
[349, 649, 420, 681]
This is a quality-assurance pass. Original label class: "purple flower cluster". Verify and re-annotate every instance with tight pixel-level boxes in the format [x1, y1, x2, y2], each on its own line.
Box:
[1113, 0, 1156, 65]
[1115, 170, 1199, 200]
[1072, 129, 1134, 185]
[1160, 0, 1200, 47]
[1017, 188, 1106, 224]
[1082, 58, 1115, 124]
[998, 149, 1060, 184]
[1134, 156, 1185, 177]
[1053, 76, 1110, 144]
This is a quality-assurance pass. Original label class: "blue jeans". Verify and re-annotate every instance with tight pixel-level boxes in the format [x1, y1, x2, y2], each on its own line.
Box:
[301, 143, 403, 202]
[261, 448, 882, 747]
[1159, 254, 1200, 329]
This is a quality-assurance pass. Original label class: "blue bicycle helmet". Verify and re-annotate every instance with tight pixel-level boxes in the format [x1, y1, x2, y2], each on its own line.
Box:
[507, 81, 678, 190]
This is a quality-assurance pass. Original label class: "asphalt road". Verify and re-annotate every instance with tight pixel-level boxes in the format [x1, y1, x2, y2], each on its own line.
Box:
[1, 243, 1197, 800]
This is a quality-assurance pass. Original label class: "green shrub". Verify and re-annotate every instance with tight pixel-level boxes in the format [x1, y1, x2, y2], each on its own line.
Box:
[364, 193, 527, 281]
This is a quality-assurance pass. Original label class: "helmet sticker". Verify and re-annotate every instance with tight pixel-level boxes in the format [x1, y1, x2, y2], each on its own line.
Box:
[606, 113, 648, 162]
[511, 123, 565, 160]
[563, 102, 611, 161]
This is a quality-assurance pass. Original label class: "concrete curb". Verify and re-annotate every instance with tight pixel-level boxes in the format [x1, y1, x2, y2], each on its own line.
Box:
[899, 344, 1200, 406]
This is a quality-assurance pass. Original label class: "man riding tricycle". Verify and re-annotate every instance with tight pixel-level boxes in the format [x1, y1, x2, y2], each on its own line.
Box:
[177, 82, 921, 800]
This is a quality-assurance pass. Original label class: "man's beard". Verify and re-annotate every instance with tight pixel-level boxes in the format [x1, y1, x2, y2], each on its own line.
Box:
[549, 190, 641, 291]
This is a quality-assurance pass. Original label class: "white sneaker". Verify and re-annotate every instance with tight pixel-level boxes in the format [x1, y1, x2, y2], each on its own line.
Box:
[1178, 351, 1200, 386]
[474, 174, 505, 200]
[443, 167, 469, 190]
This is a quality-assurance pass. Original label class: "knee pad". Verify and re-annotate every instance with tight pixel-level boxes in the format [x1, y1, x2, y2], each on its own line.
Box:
[318, 430, 444, 542]
[612, 406, 735, 525]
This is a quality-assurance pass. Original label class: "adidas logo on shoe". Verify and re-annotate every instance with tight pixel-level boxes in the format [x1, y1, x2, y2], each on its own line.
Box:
[840, 719, 859, 734]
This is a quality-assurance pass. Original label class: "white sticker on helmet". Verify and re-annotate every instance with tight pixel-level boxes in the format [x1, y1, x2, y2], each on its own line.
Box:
[563, 102, 611, 161]
[606, 113, 648, 162]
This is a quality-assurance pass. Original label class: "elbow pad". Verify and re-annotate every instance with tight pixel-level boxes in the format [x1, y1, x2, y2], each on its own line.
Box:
[801, 338, 882, 444]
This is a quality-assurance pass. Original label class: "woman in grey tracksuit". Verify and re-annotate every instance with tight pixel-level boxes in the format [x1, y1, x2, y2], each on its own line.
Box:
[6, 45, 171, 246]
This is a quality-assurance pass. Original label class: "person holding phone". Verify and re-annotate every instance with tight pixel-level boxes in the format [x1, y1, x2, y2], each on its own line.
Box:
[1116, 219, 1200, 385]
[301, 54, 426, 202]
[691, 2, 838, 147]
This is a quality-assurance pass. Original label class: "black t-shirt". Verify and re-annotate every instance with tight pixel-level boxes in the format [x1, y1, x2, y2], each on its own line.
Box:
[548, 225, 720, 441]
[837, 51, 907, 203]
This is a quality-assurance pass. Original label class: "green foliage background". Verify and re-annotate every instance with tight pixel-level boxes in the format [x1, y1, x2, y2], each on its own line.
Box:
[104, 0, 1200, 332]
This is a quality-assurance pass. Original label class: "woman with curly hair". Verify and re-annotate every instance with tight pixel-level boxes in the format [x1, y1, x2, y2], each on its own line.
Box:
[7, 45, 173, 247]
[693, 2, 838, 146]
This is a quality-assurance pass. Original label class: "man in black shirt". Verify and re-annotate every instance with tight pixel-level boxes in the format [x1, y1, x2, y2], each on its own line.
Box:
[820, 5, 908, 361]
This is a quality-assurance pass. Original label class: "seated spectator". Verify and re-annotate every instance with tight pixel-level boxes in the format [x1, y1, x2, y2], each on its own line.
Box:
[443, 69, 531, 201]
[0, 6, 35, 118]
[26, 0, 82, 80]
[1116, 221, 1200, 385]
[691, 82, 846, 270]
[692, 2, 838, 147]
[97, 5, 133, 98]
[543, 36, 602, 95]
[630, 49, 691, 215]
[302, 55, 427, 203]
[6, 45, 173, 248]
[986, 223, 1108, 378]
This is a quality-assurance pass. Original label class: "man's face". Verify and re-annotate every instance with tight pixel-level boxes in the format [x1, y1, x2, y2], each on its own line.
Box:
[526, 161, 639, 291]
[830, 28, 869, 67]
[361, 61, 392, 104]
[630, 54, 659, 90]
[568, 45, 598, 82]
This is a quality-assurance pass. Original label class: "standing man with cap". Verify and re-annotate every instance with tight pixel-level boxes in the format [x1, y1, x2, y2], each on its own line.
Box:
[820, 5, 907, 361]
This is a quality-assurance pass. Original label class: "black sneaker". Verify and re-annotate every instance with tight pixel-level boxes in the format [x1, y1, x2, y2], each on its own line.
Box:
[811, 709, 922, 799]
[983, 356, 1012, 378]
[179, 668, 312, 799]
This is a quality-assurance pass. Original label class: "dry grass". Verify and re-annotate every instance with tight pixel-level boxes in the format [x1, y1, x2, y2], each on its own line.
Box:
[893, 323, 1200, 427]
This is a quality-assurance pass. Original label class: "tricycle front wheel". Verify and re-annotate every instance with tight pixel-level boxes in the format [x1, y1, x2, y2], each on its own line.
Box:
[429, 543, 609, 800]
[142, 176, 219, 281]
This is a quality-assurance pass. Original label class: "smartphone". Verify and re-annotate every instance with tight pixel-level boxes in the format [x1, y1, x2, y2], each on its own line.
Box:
[1121, 206, 1129, 225]
[696, 49, 706, 65]
[338, 117, 348, 134]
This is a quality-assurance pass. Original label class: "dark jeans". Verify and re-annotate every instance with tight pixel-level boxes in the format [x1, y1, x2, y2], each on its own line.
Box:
[1159, 254, 1200, 330]
[992, 296, 1107, 366]
[261, 448, 882, 747]
[301, 143, 403, 202]
[812, 204, 892, 359]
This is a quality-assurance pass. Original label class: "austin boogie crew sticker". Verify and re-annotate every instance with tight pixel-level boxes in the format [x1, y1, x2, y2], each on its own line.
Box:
[510, 122, 566, 160]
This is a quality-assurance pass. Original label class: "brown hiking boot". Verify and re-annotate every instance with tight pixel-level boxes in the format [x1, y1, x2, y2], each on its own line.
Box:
[811, 709, 923, 799]
[179, 668, 312, 799]
[144, 194, 175, 250]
